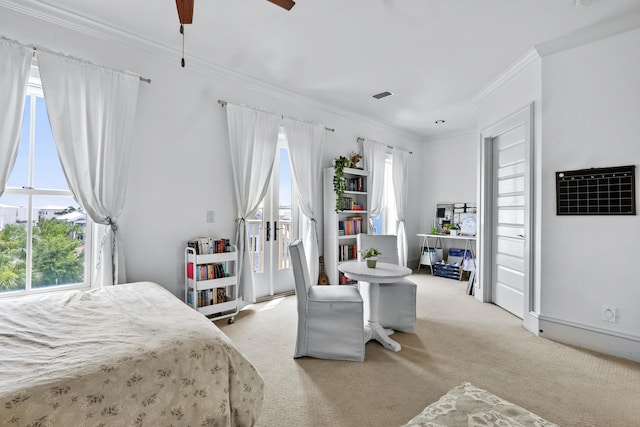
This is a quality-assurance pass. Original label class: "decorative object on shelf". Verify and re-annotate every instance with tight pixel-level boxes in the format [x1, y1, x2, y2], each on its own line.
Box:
[332, 156, 350, 211]
[333, 153, 364, 211]
[361, 247, 381, 268]
[349, 152, 362, 169]
[445, 223, 459, 236]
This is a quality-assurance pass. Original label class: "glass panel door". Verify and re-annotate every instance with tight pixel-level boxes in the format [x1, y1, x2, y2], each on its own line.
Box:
[249, 135, 294, 298]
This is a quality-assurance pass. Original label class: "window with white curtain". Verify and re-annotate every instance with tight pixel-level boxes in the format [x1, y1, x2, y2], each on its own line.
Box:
[372, 153, 397, 235]
[0, 64, 91, 294]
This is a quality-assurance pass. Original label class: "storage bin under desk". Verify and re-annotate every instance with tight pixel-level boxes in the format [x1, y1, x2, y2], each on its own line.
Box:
[432, 263, 463, 280]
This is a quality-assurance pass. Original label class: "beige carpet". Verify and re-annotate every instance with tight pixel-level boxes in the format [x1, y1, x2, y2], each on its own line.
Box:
[216, 273, 640, 427]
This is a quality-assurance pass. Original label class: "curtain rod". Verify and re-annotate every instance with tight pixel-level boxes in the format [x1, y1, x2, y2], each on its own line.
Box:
[357, 137, 413, 154]
[31, 46, 151, 84]
[217, 99, 334, 132]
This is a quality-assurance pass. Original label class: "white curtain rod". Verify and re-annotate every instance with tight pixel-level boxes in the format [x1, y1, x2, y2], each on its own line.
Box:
[217, 99, 334, 132]
[356, 137, 413, 154]
[28, 45, 151, 84]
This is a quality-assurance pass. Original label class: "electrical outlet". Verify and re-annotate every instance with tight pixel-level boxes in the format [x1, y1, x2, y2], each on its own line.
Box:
[206, 210, 215, 223]
[602, 305, 616, 323]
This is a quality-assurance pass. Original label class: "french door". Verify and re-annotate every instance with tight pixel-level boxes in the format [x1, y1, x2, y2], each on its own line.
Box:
[249, 138, 295, 298]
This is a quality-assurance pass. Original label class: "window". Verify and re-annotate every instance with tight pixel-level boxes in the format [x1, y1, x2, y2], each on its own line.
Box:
[372, 153, 397, 235]
[0, 65, 90, 294]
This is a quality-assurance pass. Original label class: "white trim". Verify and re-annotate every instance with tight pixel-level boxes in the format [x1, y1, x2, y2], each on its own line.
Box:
[539, 315, 640, 363]
[479, 103, 537, 334]
[472, 49, 540, 105]
[0, 0, 422, 142]
[473, 11, 640, 104]
[535, 9, 640, 58]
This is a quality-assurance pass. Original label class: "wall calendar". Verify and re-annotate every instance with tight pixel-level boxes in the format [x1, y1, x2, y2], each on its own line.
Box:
[556, 165, 636, 215]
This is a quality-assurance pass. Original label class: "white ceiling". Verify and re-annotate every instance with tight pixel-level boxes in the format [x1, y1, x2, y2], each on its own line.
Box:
[6, 0, 640, 138]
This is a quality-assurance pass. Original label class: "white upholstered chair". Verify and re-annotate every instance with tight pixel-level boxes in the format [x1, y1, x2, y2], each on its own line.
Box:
[289, 240, 365, 362]
[357, 234, 417, 333]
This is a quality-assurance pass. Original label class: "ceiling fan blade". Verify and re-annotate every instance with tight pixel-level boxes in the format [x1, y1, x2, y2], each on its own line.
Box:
[267, 0, 295, 11]
[176, 0, 194, 24]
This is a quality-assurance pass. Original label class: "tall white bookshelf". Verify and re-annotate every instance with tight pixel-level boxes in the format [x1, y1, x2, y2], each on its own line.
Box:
[323, 167, 369, 285]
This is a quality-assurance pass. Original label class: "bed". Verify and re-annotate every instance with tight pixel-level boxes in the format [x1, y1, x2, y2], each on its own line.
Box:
[0, 281, 263, 427]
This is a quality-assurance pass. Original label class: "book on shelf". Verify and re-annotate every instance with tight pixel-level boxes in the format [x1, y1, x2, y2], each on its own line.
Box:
[187, 237, 231, 255]
[337, 216, 363, 235]
[338, 272, 356, 285]
[338, 243, 358, 261]
[186, 262, 229, 280]
[216, 288, 226, 304]
[347, 177, 364, 192]
[190, 287, 229, 308]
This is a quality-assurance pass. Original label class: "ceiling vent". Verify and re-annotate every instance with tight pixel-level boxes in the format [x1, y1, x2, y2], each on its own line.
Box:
[372, 91, 393, 100]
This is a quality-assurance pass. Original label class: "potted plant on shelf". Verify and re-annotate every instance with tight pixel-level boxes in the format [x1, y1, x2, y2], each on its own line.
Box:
[361, 247, 381, 268]
[333, 155, 350, 211]
[446, 223, 460, 236]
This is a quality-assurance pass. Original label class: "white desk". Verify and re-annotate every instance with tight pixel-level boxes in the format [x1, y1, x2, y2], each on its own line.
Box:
[338, 261, 412, 352]
[417, 233, 477, 293]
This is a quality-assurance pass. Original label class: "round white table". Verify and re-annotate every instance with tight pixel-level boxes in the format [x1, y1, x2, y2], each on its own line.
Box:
[338, 261, 412, 352]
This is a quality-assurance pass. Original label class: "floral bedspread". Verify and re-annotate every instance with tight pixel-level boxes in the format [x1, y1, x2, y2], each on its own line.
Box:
[0, 282, 263, 427]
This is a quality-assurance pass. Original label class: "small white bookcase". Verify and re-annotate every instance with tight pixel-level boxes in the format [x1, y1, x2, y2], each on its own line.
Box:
[184, 245, 239, 323]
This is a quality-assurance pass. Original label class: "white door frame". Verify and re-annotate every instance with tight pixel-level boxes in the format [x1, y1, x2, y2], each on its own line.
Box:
[479, 103, 538, 334]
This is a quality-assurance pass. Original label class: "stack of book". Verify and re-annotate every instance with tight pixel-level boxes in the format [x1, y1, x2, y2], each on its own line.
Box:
[187, 237, 230, 254]
[338, 243, 358, 261]
[186, 262, 228, 281]
[338, 216, 363, 235]
[187, 288, 227, 307]
[347, 177, 364, 192]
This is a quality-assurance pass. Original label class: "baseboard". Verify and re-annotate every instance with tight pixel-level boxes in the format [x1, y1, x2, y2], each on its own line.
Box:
[539, 315, 640, 363]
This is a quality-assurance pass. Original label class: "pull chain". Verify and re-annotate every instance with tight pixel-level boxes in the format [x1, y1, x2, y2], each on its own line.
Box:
[180, 24, 186, 67]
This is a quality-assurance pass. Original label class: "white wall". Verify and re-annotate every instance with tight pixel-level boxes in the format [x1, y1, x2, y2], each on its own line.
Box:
[475, 27, 640, 361]
[420, 131, 477, 229]
[0, 7, 423, 297]
[475, 54, 543, 309]
[419, 131, 478, 263]
[539, 28, 640, 359]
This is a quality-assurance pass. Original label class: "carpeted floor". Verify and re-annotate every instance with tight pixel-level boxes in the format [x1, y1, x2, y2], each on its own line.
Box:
[216, 273, 640, 427]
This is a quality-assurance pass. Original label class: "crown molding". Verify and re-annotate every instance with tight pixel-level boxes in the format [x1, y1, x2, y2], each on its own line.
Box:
[472, 8, 640, 105]
[535, 7, 640, 58]
[0, 0, 423, 142]
[471, 48, 540, 105]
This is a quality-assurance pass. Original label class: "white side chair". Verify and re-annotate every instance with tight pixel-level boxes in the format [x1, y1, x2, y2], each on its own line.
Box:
[357, 234, 417, 333]
[289, 240, 365, 362]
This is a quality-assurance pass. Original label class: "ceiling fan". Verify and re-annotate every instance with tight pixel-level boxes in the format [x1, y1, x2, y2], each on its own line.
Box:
[176, 0, 295, 24]
[175, 0, 295, 66]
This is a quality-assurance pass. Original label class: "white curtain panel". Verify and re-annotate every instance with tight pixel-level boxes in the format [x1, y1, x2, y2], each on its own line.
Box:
[284, 118, 325, 284]
[37, 50, 140, 286]
[226, 104, 281, 304]
[363, 139, 387, 233]
[0, 38, 32, 196]
[392, 148, 409, 266]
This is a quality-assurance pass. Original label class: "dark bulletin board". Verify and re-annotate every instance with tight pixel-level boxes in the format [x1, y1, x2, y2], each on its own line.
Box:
[556, 165, 636, 215]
